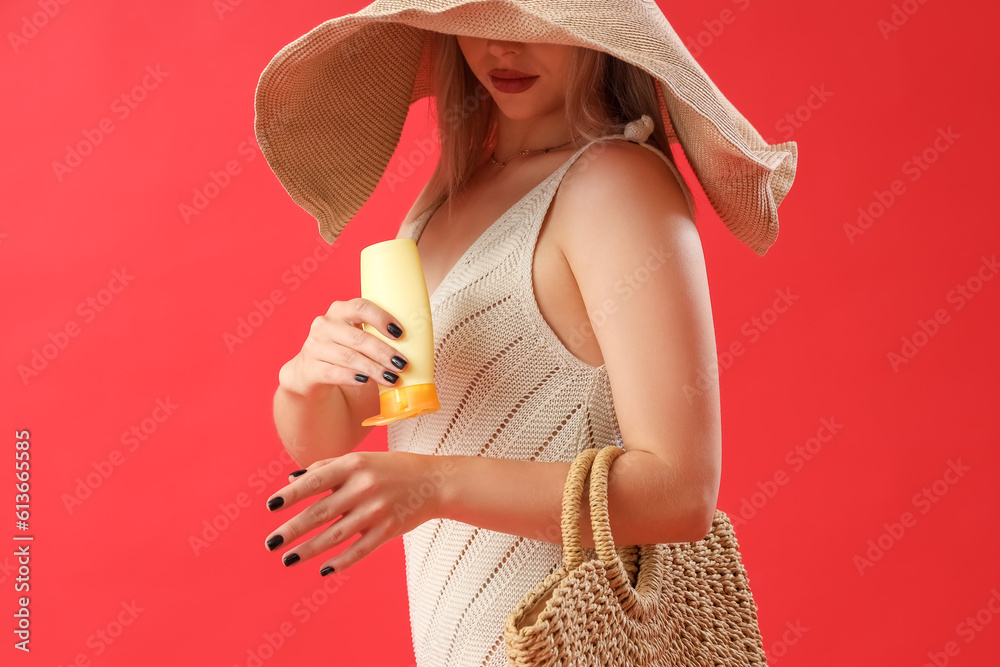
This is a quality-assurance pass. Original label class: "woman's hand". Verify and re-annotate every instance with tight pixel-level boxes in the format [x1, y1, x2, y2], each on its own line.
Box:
[263, 451, 443, 574]
[279, 297, 409, 399]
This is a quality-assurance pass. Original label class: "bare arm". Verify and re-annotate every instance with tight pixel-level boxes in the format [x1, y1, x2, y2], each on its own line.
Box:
[436, 449, 708, 547]
[435, 143, 721, 545]
[273, 354, 378, 468]
[260, 156, 722, 575]
[272, 300, 411, 468]
[272, 179, 439, 468]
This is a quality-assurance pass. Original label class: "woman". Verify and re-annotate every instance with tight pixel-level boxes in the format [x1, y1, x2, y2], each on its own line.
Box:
[256, 2, 796, 665]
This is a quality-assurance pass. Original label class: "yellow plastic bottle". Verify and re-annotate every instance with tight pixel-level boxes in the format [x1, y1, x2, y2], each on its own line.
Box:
[359, 238, 440, 426]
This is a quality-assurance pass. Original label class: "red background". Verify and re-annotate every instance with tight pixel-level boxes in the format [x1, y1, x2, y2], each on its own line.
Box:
[3, 1, 999, 665]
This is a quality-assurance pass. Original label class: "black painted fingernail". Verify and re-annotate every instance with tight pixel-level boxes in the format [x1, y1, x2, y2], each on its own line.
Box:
[320, 565, 335, 576]
[391, 355, 407, 370]
[383, 370, 398, 384]
[354, 373, 368, 383]
[289, 469, 307, 478]
[387, 322, 402, 338]
[266, 535, 283, 551]
[283, 553, 300, 567]
[267, 496, 284, 511]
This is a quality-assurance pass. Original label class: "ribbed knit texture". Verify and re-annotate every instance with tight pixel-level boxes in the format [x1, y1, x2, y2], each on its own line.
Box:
[387, 131, 685, 666]
[253, 0, 798, 256]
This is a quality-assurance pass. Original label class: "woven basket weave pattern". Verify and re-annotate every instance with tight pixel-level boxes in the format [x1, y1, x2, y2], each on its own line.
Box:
[503, 446, 768, 666]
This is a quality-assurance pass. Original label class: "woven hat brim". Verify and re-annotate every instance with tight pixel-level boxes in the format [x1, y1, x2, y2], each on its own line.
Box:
[253, 0, 798, 255]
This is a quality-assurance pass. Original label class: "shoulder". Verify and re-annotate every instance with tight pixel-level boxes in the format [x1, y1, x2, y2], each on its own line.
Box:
[559, 139, 691, 216]
[552, 139, 699, 266]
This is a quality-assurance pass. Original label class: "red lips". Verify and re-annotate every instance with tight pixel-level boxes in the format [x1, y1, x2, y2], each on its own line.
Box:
[488, 68, 537, 79]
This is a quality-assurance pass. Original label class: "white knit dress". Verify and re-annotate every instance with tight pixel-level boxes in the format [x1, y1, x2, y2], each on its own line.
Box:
[387, 127, 693, 667]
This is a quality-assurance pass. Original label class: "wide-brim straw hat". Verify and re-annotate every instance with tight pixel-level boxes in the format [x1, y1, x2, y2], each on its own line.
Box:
[253, 0, 798, 256]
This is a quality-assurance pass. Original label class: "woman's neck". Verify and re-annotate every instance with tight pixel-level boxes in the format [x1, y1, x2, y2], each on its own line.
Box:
[491, 107, 578, 161]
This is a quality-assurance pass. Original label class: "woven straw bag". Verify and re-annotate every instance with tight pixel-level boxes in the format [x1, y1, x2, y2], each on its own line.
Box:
[504, 446, 768, 666]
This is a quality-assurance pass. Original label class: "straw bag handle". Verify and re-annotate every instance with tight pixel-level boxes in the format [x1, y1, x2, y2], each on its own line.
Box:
[561, 445, 631, 568]
[560, 447, 603, 571]
[561, 446, 663, 616]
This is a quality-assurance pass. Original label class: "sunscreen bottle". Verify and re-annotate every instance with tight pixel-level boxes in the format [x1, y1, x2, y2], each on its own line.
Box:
[359, 238, 440, 426]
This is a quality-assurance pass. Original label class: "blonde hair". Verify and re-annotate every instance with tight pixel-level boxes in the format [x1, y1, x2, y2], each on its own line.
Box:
[418, 31, 681, 219]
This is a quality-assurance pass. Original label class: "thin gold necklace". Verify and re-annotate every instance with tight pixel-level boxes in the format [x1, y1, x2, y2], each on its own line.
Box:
[489, 138, 573, 168]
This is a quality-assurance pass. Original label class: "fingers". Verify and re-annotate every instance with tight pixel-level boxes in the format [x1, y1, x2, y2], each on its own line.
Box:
[265, 453, 391, 574]
[266, 458, 343, 514]
[303, 319, 400, 389]
[264, 489, 345, 559]
[269, 502, 365, 567]
[277, 518, 391, 577]
[338, 298, 406, 373]
[306, 304, 408, 389]
[330, 318, 406, 386]
[264, 484, 389, 573]
[316, 525, 388, 575]
[287, 456, 335, 483]
[335, 297, 404, 341]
